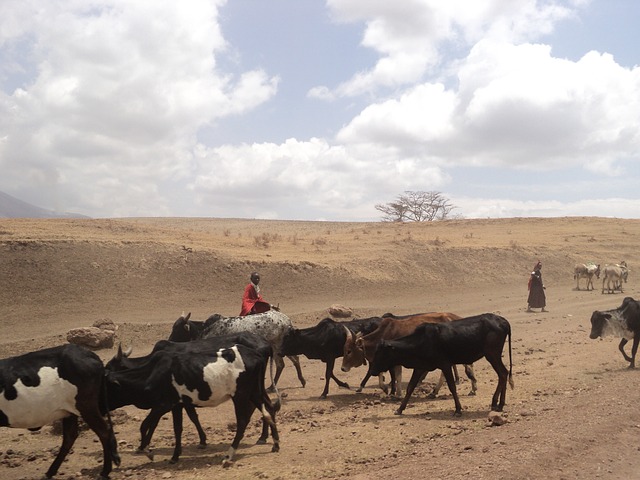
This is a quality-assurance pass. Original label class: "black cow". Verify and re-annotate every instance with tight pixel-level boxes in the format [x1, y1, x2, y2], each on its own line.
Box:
[104, 342, 279, 466]
[589, 296, 640, 368]
[0, 344, 120, 479]
[280, 317, 384, 398]
[369, 313, 514, 416]
[107, 330, 274, 461]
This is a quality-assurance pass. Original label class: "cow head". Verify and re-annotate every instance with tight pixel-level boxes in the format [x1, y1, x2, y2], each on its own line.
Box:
[168, 312, 192, 342]
[105, 344, 134, 372]
[341, 328, 366, 372]
[589, 311, 610, 339]
[280, 328, 302, 356]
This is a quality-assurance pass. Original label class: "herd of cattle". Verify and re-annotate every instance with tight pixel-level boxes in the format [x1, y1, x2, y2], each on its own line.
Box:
[2, 292, 640, 479]
[574, 260, 629, 293]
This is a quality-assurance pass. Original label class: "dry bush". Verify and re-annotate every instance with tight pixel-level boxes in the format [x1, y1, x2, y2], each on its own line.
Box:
[312, 237, 327, 246]
[254, 232, 281, 248]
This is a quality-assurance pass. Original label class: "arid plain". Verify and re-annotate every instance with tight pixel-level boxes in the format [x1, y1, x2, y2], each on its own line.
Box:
[1, 216, 640, 480]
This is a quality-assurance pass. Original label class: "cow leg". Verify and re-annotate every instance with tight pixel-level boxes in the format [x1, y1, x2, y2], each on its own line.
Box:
[393, 365, 403, 398]
[224, 399, 254, 467]
[287, 354, 306, 388]
[77, 400, 121, 479]
[46, 415, 79, 479]
[270, 354, 286, 392]
[464, 364, 478, 396]
[170, 404, 184, 463]
[254, 398, 280, 452]
[441, 366, 463, 416]
[630, 336, 640, 369]
[429, 371, 445, 399]
[357, 369, 373, 393]
[453, 364, 460, 384]
[183, 404, 207, 447]
[138, 408, 168, 457]
[619, 338, 632, 364]
[395, 368, 428, 415]
[323, 358, 349, 398]
[486, 353, 510, 412]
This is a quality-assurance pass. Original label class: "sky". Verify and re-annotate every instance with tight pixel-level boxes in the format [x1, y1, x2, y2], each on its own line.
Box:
[1, 0, 639, 221]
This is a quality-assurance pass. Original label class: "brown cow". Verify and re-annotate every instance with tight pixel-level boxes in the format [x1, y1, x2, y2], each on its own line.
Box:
[341, 312, 477, 397]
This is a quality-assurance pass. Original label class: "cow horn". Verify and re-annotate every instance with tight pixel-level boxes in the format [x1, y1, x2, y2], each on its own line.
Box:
[343, 325, 354, 341]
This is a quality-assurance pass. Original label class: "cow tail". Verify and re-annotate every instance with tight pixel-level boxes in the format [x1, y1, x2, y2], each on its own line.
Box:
[507, 325, 515, 389]
[100, 371, 121, 465]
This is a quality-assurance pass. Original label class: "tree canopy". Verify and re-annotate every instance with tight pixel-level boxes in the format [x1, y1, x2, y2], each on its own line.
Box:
[375, 191, 455, 222]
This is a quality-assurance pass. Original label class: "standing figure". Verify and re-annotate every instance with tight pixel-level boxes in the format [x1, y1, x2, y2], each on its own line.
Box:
[527, 261, 547, 312]
[240, 272, 273, 316]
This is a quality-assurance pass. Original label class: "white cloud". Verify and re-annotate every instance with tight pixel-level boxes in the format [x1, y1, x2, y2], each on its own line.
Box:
[335, 40, 640, 176]
[0, 0, 278, 216]
[319, 0, 578, 97]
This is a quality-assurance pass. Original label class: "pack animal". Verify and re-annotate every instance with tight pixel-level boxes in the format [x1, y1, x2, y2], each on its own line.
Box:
[341, 312, 477, 398]
[107, 327, 274, 461]
[280, 316, 384, 398]
[105, 343, 280, 466]
[601, 261, 629, 294]
[369, 313, 514, 416]
[0, 344, 120, 479]
[589, 297, 640, 368]
[170, 311, 305, 390]
[574, 263, 601, 290]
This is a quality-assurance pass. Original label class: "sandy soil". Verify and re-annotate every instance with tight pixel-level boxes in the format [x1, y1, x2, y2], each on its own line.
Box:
[1, 216, 640, 480]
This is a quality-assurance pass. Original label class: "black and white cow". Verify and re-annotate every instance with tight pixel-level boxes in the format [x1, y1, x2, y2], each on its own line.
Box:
[0, 344, 120, 479]
[170, 311, 305, 391]
[280, 316, 384, 398]
[105, 342, 280, 466]
[589, 296, 640, 368]
[107, 329, 275, 460]
[369, 313, 514, 416]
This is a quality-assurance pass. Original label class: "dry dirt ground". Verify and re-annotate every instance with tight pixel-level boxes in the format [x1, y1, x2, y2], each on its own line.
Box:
[1, 217, 640, 480]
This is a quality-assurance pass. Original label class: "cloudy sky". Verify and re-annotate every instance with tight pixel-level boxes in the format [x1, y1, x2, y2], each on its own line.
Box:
[1, 0, 639, 220]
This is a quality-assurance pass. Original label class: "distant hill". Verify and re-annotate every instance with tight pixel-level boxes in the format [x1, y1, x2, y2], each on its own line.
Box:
[0, 191, 89, 218]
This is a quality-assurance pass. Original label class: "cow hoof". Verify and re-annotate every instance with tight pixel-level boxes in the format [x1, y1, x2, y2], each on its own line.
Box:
[427, 392, 437, 399]
[136, 448, 154, 461]
[468, 391, 477, 396]
[355, 387, 363, 393]
[222, 458, 234, 468]
[271, 444, 280, 453]
[169, 457, 179, 465]
[256, 438, 267, 445]
[394, 409, 403, 415]
[453, 411, 462, 417]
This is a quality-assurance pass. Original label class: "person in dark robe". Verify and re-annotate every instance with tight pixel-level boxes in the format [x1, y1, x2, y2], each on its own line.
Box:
[527, 261, 547, 312]
[240, 272, 272, 316]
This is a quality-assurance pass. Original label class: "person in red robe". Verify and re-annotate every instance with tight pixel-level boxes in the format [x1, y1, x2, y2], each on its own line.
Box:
[240, 272, 272, 316]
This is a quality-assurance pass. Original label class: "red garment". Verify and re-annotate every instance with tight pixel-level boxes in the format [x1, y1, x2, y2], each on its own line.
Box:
[240, 283, 270, 316]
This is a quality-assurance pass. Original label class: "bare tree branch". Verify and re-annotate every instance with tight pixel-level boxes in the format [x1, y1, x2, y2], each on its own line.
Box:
[375, 191, 456, 222]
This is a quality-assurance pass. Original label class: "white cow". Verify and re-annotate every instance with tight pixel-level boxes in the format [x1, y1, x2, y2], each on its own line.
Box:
[574, 263, 601, 290]
[602, 261, 629, 294]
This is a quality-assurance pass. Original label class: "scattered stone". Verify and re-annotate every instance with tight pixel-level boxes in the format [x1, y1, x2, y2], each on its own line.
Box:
[92, 318, 117, 331]
[487, 411, 508, 426]
[67, 327, 115, 349]
[328, 304, 353, 318]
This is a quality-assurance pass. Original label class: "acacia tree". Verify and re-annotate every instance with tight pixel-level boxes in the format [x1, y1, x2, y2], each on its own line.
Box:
[375, 191, 455, 222]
